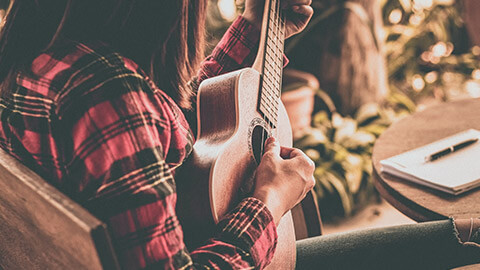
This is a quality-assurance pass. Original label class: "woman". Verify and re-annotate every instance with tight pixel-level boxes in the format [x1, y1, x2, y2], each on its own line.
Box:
[0, 0, 478, 269]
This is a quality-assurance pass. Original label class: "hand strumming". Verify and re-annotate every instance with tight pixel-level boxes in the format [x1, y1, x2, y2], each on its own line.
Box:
[253, 137, 316, 225]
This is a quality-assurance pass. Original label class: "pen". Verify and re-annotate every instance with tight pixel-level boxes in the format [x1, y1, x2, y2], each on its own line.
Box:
[425, 137, 479, 162]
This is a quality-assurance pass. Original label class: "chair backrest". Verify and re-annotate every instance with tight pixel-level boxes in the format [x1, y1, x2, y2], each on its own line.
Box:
[0, 149, 120, 270]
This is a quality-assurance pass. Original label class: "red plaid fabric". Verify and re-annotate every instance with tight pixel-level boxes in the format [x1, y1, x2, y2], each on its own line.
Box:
[0, 17, 278, 269]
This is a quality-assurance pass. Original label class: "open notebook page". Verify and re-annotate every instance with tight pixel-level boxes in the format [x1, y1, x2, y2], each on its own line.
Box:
[380, 129, 480, 195]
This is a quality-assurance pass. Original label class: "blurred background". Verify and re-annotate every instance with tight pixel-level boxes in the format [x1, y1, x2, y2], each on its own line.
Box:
[206, 0, 480, 228]
[1, 0, 479, 230]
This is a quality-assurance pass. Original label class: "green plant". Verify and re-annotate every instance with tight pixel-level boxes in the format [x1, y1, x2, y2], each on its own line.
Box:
[293, 89, 413, 220]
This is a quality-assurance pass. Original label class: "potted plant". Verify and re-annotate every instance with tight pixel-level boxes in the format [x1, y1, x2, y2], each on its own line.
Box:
[281, 69, 319, 138]
[293, 92, 414, 219]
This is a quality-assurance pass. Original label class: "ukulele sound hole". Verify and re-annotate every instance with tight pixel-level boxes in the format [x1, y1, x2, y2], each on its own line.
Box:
[251, 125, 270, 165]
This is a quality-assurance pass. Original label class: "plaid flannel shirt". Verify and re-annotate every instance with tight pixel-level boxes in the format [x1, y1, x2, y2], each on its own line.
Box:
[0, 17, 278, 269]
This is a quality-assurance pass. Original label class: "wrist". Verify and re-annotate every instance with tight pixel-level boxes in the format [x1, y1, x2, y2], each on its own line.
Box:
[252, 189, 285, 225]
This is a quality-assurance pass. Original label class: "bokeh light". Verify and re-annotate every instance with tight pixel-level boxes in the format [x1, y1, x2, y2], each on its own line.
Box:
[389, 9, 402, 24]
[412, 74, 425, 91]
[472, 46, 480, 56]
[217, 0, 237, 21]
[466, 81, 480, 97]
[425, 71, 438, 84]
[435, 0, 454, 5]
[414, 0, 433, 9]
[431, 42, 447, 58]
[472, 69, 480, 80]
[409, 13, 424, 25]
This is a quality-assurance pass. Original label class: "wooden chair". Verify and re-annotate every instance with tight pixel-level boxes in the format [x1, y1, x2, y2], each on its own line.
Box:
[0, 149, 120, 270]
[0, 148, 322, 269]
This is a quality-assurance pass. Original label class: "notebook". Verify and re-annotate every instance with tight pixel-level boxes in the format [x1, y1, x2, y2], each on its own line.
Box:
[380, 129, 480, 195]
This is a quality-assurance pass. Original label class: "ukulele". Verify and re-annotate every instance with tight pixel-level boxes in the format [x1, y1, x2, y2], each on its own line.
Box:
[176, 0, 321, 268]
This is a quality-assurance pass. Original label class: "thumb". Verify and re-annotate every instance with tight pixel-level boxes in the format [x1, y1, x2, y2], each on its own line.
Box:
[263, 137, 280, 157]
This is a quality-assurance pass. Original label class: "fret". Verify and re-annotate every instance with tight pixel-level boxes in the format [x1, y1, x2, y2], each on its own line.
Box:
[264, 76, 274, 89]
[260, 101, 279, 114]
[259, 106, 277, 123]
[260, 94, 279, 108]
[258, 0, 284, 128]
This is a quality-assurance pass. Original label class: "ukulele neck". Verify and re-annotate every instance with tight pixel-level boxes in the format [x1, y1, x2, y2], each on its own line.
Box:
[253, 0, 285, 128]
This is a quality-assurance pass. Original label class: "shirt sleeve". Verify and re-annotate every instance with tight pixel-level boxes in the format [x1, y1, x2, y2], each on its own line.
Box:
[192, 16, 289, 90]
[56, 69, 277, 269]
[190, 16, 261, 92]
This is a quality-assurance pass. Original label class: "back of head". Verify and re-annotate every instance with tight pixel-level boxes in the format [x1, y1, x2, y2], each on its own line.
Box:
[0, 0, 207, 109]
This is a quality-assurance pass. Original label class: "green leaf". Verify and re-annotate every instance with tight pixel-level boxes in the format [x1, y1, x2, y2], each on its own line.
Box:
[314, 167, 334, 194]
[387, 91, 417, 113]
[355, 103, 381, 126]
[333, 146, 349, 163]
[341, 131, 377, 149]
[334, 118, 358, 143]
[345, 169, 363, 194]
[331, 113, 345, 129]
[312, 111, 331, 126]
[304, 148, 321, 162]
[362, 155, 373, 175]
[343, 154, 364, 193]
[294, 128, 328, 148]
[325, 171, 352, 216]
[359, 124, 388, 137]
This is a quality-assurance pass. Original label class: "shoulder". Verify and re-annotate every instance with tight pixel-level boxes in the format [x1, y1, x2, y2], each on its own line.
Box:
[18, 41, 129, 97]
[24, 41, 156, 118]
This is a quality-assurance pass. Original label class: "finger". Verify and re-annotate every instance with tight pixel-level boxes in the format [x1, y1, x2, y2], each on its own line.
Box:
[288, 149, 315, 170]
[282, 0, 312, 9]
[264, 137, 281, 157]
[290, 5, 314, 17]
[280, 146, 304, 159]
[279, 146, 295, 159]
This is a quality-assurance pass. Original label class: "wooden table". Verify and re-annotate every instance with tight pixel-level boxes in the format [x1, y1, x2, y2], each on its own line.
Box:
[372, 98, 480, 222]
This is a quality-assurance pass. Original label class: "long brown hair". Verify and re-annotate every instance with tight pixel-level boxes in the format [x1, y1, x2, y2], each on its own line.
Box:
[0, 0, 206, 109]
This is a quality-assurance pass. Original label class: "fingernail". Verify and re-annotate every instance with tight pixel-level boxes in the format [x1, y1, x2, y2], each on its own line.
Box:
[266, 137, 276, 144]
[292, 5, 300, 11]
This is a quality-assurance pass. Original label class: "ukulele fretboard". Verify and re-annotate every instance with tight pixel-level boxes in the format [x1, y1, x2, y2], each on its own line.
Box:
[258, 0, 285, 128]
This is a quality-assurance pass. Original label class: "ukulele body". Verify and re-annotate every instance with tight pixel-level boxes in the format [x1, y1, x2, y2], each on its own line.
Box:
[176, 67, 296, 269]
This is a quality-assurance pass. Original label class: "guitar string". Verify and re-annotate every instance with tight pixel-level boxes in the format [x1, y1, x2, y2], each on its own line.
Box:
[260, 0, 273, 159]
[273, 0, 279, 139]
[266, 0, 276, 143]
[277, 4, 285, 141]
[270, 0, 280, 139]
[260, 0, 283, 158]
[276, 0, 284, 140]
[271, 0, 280, 141]
[259, 0, 268, 160]
[271, 0, 282, 142]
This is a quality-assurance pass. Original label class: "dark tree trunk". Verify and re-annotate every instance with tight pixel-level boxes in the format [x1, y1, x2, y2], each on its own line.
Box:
[286, 0, 388, 115]
[463, 0, 480, 46]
